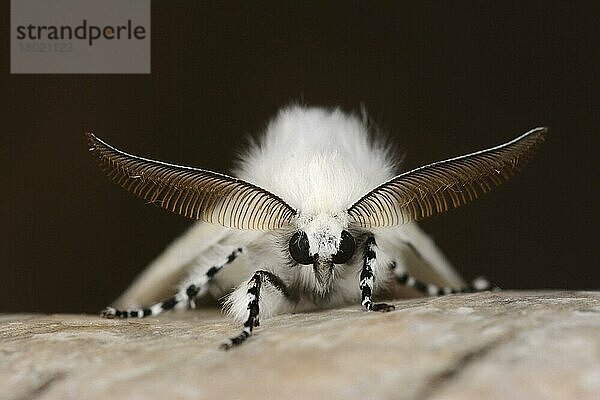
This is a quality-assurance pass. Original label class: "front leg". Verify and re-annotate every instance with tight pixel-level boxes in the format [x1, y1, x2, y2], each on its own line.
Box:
[360, 236, 395, 312]
[220, 270, 291, 350]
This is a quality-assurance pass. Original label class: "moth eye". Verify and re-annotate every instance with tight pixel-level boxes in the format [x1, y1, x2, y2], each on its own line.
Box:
[331, 230, 356, 264]
[289, 232, 314, 265]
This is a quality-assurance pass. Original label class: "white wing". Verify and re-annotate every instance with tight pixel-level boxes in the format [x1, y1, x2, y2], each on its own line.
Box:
[114, 222, 233, 308]
[374, 222, 466, 294]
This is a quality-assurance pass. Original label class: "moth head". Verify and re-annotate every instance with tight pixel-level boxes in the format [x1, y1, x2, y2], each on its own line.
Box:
[289, 213, 356, 289]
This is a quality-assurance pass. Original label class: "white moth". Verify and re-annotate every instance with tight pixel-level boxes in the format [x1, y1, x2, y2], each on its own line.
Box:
[86, 105, 546, 349]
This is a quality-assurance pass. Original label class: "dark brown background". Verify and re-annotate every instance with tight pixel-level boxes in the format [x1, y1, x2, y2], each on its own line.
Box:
[2, 2, 598, 313]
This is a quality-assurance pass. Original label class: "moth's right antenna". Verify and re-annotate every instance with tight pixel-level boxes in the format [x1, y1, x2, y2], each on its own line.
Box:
[348, 127, 547, 228]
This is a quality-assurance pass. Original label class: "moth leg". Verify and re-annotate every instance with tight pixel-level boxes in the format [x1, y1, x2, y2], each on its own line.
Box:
[391, 242, 496, 295]
[360, 236, 396, 312]
[220, 270, 290, 350]
[101, 247, 243, 319]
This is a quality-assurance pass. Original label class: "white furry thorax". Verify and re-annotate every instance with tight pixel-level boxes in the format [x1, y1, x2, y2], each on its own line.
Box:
[233, 106, 397, 217]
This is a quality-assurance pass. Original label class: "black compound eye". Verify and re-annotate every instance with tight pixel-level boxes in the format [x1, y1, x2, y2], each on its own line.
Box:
[331, 230, 356, 264]
[289, 231, 314, 265]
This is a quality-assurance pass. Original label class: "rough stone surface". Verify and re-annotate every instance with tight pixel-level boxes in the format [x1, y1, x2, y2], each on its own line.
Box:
[1, 291, 599, 400]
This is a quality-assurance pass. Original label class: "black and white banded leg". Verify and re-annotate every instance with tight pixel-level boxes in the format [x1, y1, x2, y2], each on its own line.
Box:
[101, 248, 243, 319]
[393, 240, 497, 295]
[360, 236, 396, 312]
[390, 259, 495, 296]
[220, 270, 290, 350]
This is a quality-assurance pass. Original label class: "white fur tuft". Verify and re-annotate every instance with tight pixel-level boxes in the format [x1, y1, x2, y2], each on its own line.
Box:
[233, 105, 397, 214]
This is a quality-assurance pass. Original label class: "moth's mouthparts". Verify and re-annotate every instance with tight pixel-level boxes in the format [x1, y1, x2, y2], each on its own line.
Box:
[313, 256, 334, 289]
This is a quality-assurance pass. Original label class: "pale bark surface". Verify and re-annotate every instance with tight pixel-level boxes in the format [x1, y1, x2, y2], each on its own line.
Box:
[1, 291, 599, 400]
